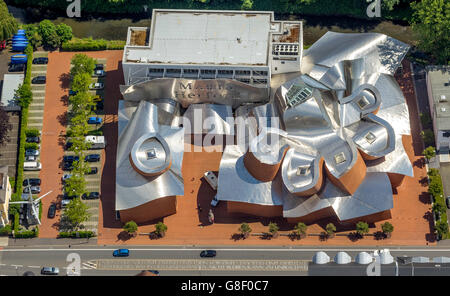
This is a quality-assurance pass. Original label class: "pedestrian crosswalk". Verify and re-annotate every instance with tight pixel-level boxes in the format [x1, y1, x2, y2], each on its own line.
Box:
[82, 261, 98, 270]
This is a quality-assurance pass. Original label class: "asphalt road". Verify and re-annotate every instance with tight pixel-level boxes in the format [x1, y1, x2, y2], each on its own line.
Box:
[2, 245, 450, 276]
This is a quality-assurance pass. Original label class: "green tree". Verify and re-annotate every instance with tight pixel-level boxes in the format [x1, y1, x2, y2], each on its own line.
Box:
[435, 221, 449, 239]
[355, 221, 369, 237]
[123, 221, 138, 236]
[24, 24, 42, 49]
[38, 20, 60, 49]
[70, 54, 95, 77]
[71, 73, 91, 93]
[420, 129, 435, 147]
[381, 222, 394, 238]
[238, 222, 252, 238]
[423, 146, 436, 162]
[410, 0, 450, 64]
[56, 23, 73, 45]
[63, 197, 90, 230]
[64, 169, 86, 198]
[294, 222, 307, 238]
[433, 202, 446, 214]
[428, 175, 443, 198]
[268, 222, 279, 238]
[155, 222, 168, 237]
[0, 0, 18, 41]
[241, 0, 253, 10]
[326, 223, 336, 238]
[15, 83, 33, 108]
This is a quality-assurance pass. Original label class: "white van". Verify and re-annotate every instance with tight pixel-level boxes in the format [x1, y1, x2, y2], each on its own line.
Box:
[24, 161, 41, 171]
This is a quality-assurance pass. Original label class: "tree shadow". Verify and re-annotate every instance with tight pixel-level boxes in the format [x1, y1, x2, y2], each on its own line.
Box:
[57, 111, 68, 126]
[116, 231, 132, 242]
[60, 95, 69, 107]
[347, 232, 363, 242]
[419, 177, 429, 187]
[59, 73, 71, 89]
[419, 192, 432, 204]
[230, 233, 244, 241]
[374, 231, 387, 240]
[413, 158, 425, 169]
[423, 211, 437, 243]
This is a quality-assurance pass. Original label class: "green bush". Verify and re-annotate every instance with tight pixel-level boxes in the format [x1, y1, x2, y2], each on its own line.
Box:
[58, 231, 96, 238]
[24, 142, 38, 150]
[25, 129, 40, 137]
[62, 37, 125, 51]
[87, 129, 103, 136]
[15, 228, 38, 238]
[0, 225, 12, 236]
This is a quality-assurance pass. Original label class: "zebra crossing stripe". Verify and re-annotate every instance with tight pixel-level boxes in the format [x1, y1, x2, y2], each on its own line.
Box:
[82, 261, 98, 270]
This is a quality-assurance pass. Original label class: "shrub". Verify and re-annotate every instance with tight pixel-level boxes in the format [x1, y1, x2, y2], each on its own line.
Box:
[0, 225, 12, 236]
[381, 222, 394, 235]
[155, 222, 167, 236]
[123, 221, 138, 234]
[326, 223, 336, 236]
[24, 142, 38, 150]
[25, 128, 40, 137]
[268, 222, 279, 234]
[62, 37, 125, 51]
[87, 129, 103, 136]
[58, 231, 95, 238]
[15, 228, 38, 238]
[356, 221, 369, 236]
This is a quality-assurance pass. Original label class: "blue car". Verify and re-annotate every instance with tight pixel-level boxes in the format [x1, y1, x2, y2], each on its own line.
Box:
[88, 117, 102, 124]
[69, 90, 77, 96]
[113, 249, 129, 257]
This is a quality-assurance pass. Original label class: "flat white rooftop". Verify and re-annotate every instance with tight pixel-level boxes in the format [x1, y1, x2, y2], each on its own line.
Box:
[1, 74, 23, 111]
[125, 10, 273, 66]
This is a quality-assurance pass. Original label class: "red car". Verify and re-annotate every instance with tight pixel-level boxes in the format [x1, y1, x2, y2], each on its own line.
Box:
[0, 40, 6, 50]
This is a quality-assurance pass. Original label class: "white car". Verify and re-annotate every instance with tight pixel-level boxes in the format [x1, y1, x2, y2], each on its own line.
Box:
[61, 199, 71, 208]
[89, 82, 104, 90]
[62, 174, 72, 182]
[93, 70, 105, 77]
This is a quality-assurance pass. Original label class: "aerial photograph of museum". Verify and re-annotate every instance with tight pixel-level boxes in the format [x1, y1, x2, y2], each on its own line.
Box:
[116, 8, 412, 226]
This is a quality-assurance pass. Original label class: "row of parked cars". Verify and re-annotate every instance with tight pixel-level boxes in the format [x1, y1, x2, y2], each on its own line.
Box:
[8, 57, 48, 73]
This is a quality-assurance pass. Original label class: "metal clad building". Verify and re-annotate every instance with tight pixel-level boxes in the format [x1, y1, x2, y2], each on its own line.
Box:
[122, 9, 303, 86]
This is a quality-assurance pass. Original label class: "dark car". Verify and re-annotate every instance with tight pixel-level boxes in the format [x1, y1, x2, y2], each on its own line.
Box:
[69, 89, 78, 96]
[65, 142, 73, 150]
[113, 249, 129, 257]
[23, 178, 41, 186]
[48, 203, 56, 219]
[63, 155, 80, 163]
[26, 136, 40, 143]
[41, 267, 59, 275]
[23, 186, 40, 194]
[63, 162, 73, 171]
[94, 64, 104, 71]
[87, 167, 98, 175]
[32, 57, 48, 64]
[85, 154, 100, 162]
[31, 76, 46, 84]
[82, 192, 100, 200]
[8, 63, 25, 72]
[446, 196, 450, 209]
[200, 250, 216, 258]
[63, 193, 77, 200]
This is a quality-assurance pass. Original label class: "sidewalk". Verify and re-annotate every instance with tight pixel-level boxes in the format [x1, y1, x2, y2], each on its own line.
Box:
[6, 237, 97, 247]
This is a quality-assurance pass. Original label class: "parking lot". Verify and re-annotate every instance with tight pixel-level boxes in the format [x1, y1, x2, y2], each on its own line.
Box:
[37, 50, 123, 238]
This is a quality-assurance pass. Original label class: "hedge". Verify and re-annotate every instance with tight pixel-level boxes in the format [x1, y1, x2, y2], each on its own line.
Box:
[62, 38, 125, 51]
[15, 228, 38, 238]
[25, 128, 40, 137]
[0, 225, 11, 236]
[58, 231, 96, 238]
[428, 169, 450, 239]
[24, 142, 39, 150]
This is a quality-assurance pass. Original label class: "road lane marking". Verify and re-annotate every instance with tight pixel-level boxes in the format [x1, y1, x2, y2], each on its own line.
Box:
[28, 266, 40, 268]
[2, 248, 450, 252]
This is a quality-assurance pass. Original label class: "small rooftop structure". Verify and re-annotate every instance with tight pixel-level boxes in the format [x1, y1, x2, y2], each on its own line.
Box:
[1, 74, 24, 112]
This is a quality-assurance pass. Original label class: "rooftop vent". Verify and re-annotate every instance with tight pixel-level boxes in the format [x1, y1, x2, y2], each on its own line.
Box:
[440, 95, 447, 102]
[356, 96, 370, 109]
[364, 131, 377, 144]
[334, 152, 346, 164]
[146, 149, 157, 160]
[296, 166, 311, 176]
[441, 107, 447, 112]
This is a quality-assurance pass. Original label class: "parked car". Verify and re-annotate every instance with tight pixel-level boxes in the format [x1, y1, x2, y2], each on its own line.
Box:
[32, 57, 48, 64]
[61, 199, 71, 208]
[63, 192, 78, 200]
[48, 203, 56, 218]
[8, 63, 25, 72]
[88, 117, 102, 124]
[82, 192, 100, 200]
[31, 76, 46, 84]
[113, 249, 129, 257]
[91, 101, 104, 112]
[93, 69, 105, 77]
[65, 141, 73, 150]
[25, 149, 39, 157]
[62, 174, 72, 182]
[41, 267, 59, 275]
[94, 64, 104, 71]
[23, 178, 41, 186]
[63, 162, 73, 171]
[446, 196, 450, 209]
[85, 154, 100, 162]
[26, 136, 40, 143]
[63, 155, 79, 163]
[23, 186, 40, 194]
[69, 89, 77, 96]
[87, 167, 98, 175]
[200, 250, 216, 258]
[89, 82, 104, 90]
[25, 155, 36, 161]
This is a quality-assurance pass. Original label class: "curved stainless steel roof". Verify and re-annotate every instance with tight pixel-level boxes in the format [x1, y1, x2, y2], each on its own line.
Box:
[118, 30, 413, 223]
[116, 100, 184, 211]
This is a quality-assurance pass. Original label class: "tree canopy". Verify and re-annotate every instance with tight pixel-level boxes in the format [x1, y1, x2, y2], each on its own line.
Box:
[0, 0, 18, 41]
[123, 221, 138, 234]
[64, 197, 91, 230]
[411, 0, 450, 64]
[70, 54, 96, 77]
